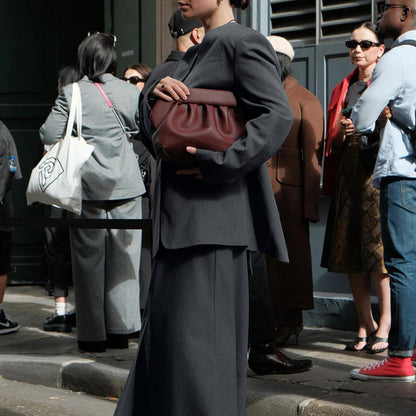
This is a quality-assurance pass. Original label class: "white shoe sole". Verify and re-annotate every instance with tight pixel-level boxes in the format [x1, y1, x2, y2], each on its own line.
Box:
[351, 368, 415, 382]
[0, 324, 20, 335]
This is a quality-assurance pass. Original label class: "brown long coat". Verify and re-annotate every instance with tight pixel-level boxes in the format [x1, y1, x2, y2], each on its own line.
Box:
[266, 75, 323, 311]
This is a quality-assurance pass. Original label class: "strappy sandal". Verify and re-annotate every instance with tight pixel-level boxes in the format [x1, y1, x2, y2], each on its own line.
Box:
[345, 336, 368, 351]
[345, 331, 376, 352]
[364, 336, 389, 354]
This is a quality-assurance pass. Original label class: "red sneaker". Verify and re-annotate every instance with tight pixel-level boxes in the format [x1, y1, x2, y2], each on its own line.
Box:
[412, 351, 416, 364]
[351, 357, 415, 382]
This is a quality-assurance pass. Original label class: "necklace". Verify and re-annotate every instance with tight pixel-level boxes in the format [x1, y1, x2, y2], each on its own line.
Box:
[227, 19, 236, 24]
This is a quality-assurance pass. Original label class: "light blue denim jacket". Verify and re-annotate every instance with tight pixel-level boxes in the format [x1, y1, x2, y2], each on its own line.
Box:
[352, 30, 416, 188]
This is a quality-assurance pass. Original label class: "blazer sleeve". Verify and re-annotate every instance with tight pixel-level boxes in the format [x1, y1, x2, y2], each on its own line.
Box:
[39, 87, 70, 145]
[300, 91, 323, 222]
[196, 31, 294, 183]
[1, 122, 22, 180]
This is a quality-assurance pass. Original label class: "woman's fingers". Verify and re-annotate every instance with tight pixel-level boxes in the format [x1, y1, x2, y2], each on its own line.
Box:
[162, 82, 189, 101]
[340, 117, 355, 135]
[383, 106, 392, 119]
[151, 77, 190, 101]
[186, 146, 197, 155]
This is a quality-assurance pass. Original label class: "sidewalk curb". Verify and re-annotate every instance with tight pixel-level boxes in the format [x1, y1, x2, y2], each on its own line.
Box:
[60, 360, 129, 397]
[4, 286, 416, 416]
[0, 355, 129, 398]
[247, 376, 328, 416]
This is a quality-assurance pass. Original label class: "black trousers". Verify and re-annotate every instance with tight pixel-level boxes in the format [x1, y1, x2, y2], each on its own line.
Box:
[44, 206, 72, 298]
[248, 251, 276, 345]
[0, 231, 12, 275]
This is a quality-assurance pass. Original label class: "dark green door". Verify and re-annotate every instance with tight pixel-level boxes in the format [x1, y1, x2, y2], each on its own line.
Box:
[104, 0, 157, 74]
[1, 0, 104, 284]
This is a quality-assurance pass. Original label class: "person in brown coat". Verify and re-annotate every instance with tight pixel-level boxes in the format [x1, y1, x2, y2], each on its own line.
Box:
[265, 36, 323, 345]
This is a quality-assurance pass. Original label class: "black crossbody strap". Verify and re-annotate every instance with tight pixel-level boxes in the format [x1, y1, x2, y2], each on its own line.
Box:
[393, 39, 416, 48]
[388, 40, 416, 146]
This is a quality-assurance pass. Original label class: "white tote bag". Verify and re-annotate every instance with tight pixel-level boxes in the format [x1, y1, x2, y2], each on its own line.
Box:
[26, 83, 94, 215]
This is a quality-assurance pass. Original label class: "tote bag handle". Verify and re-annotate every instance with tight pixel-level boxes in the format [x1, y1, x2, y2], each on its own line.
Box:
[65, 83, 82, 138]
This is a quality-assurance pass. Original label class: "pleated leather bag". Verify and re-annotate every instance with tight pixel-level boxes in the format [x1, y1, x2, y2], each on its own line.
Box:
[151, 88, 246, 166]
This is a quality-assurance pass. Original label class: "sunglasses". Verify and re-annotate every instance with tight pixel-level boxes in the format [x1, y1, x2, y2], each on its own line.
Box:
[87, 31, 117, 46]
[377, 2, 408, 15]
[345, 40, 381, 50]
[124, 76, 147, 85]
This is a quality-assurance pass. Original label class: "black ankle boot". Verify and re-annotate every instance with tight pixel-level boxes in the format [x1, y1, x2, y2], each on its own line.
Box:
[248, 341, 312, 375]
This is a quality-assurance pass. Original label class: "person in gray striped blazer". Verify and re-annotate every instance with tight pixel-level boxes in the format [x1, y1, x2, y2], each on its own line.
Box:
[40, 32, 145, 353]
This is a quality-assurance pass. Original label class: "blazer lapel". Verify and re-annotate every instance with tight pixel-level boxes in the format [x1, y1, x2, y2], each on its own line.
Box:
[173, 45, 200, 82]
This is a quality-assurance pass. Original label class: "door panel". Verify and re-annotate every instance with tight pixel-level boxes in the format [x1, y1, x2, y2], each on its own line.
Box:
[1, 0, 104, 284]
[292, 46, 316, 95]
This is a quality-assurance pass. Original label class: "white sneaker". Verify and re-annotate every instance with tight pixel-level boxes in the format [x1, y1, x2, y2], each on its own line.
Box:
[0, 309, 19, 334]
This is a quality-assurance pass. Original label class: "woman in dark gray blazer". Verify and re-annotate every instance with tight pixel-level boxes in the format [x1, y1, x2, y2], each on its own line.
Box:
[40, 33, 145, 353]
[114, 1, 294, 415]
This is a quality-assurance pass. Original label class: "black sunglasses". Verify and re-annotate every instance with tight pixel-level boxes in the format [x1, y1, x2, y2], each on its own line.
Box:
[345, 40, 381, 50]
[124, 76, 147, 85]
[377, 2, 409, 15]
[87, 31, 117, 46]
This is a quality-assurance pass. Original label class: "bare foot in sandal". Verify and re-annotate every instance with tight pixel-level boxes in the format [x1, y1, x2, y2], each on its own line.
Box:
[365, 335, 389, 354]
[345, 329, 377, 352]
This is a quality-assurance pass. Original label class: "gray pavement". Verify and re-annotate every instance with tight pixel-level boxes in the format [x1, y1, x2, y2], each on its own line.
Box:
[0, 378, 117, 416]
[1, 286, 415, 416]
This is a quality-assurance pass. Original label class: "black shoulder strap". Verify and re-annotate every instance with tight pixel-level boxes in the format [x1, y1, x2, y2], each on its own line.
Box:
[393, 39, 416, 48]
[389, 40, 416, 143]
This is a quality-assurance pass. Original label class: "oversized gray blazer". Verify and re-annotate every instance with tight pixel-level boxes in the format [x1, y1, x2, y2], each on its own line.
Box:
[40, 74, 145, 201]
[141, 23, 294, 261]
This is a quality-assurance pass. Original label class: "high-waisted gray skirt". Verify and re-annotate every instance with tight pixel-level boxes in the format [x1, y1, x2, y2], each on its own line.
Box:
[114, 244, 249, 416]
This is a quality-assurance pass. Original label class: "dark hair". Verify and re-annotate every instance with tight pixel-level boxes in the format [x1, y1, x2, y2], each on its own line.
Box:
[352, 21, 384, 44]
[58, 65, 81, 92]
[230, 0, 250, 10]
[78, 33, 117, 83]
[276, 53, 292, 82]
[124, 63, 151, 79]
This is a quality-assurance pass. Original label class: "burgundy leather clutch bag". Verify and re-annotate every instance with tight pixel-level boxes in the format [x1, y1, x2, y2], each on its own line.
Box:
[150, 88, 246, 166]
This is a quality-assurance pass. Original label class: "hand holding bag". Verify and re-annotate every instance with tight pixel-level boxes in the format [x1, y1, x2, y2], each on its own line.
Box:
[26, 83, 94, 215]
[150, 88, 246, 166]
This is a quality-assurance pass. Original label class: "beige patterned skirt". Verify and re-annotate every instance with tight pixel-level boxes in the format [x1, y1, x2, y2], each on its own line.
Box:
[321, 142, 387, 274]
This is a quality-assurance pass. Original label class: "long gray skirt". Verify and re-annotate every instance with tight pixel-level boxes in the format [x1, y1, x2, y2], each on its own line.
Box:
[114, 245, 249, 416]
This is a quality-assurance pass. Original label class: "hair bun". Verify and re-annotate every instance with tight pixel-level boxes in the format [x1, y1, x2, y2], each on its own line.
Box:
[230, 0, 250, 10]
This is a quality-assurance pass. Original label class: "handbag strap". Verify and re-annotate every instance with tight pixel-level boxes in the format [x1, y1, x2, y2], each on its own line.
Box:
[389, 40, 416, 146]
[390, 116, 412, 136]
[65, 83, 82, 138]
[390, 115, 416, 150]
[94, 82, 127, 135]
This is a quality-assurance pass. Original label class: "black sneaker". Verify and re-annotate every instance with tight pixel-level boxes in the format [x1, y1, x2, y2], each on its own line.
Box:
[0, 309, 19, 334]
[43, 313, 71, 333]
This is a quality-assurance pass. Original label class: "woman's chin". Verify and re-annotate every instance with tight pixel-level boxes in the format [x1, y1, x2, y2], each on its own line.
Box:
[354, 60, 373, 68]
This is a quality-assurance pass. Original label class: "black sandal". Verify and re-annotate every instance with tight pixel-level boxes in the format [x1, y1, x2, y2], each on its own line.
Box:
[345, 336, 368, 351]
[364, 336, 389, 354]
[345, 331, 376, 352]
